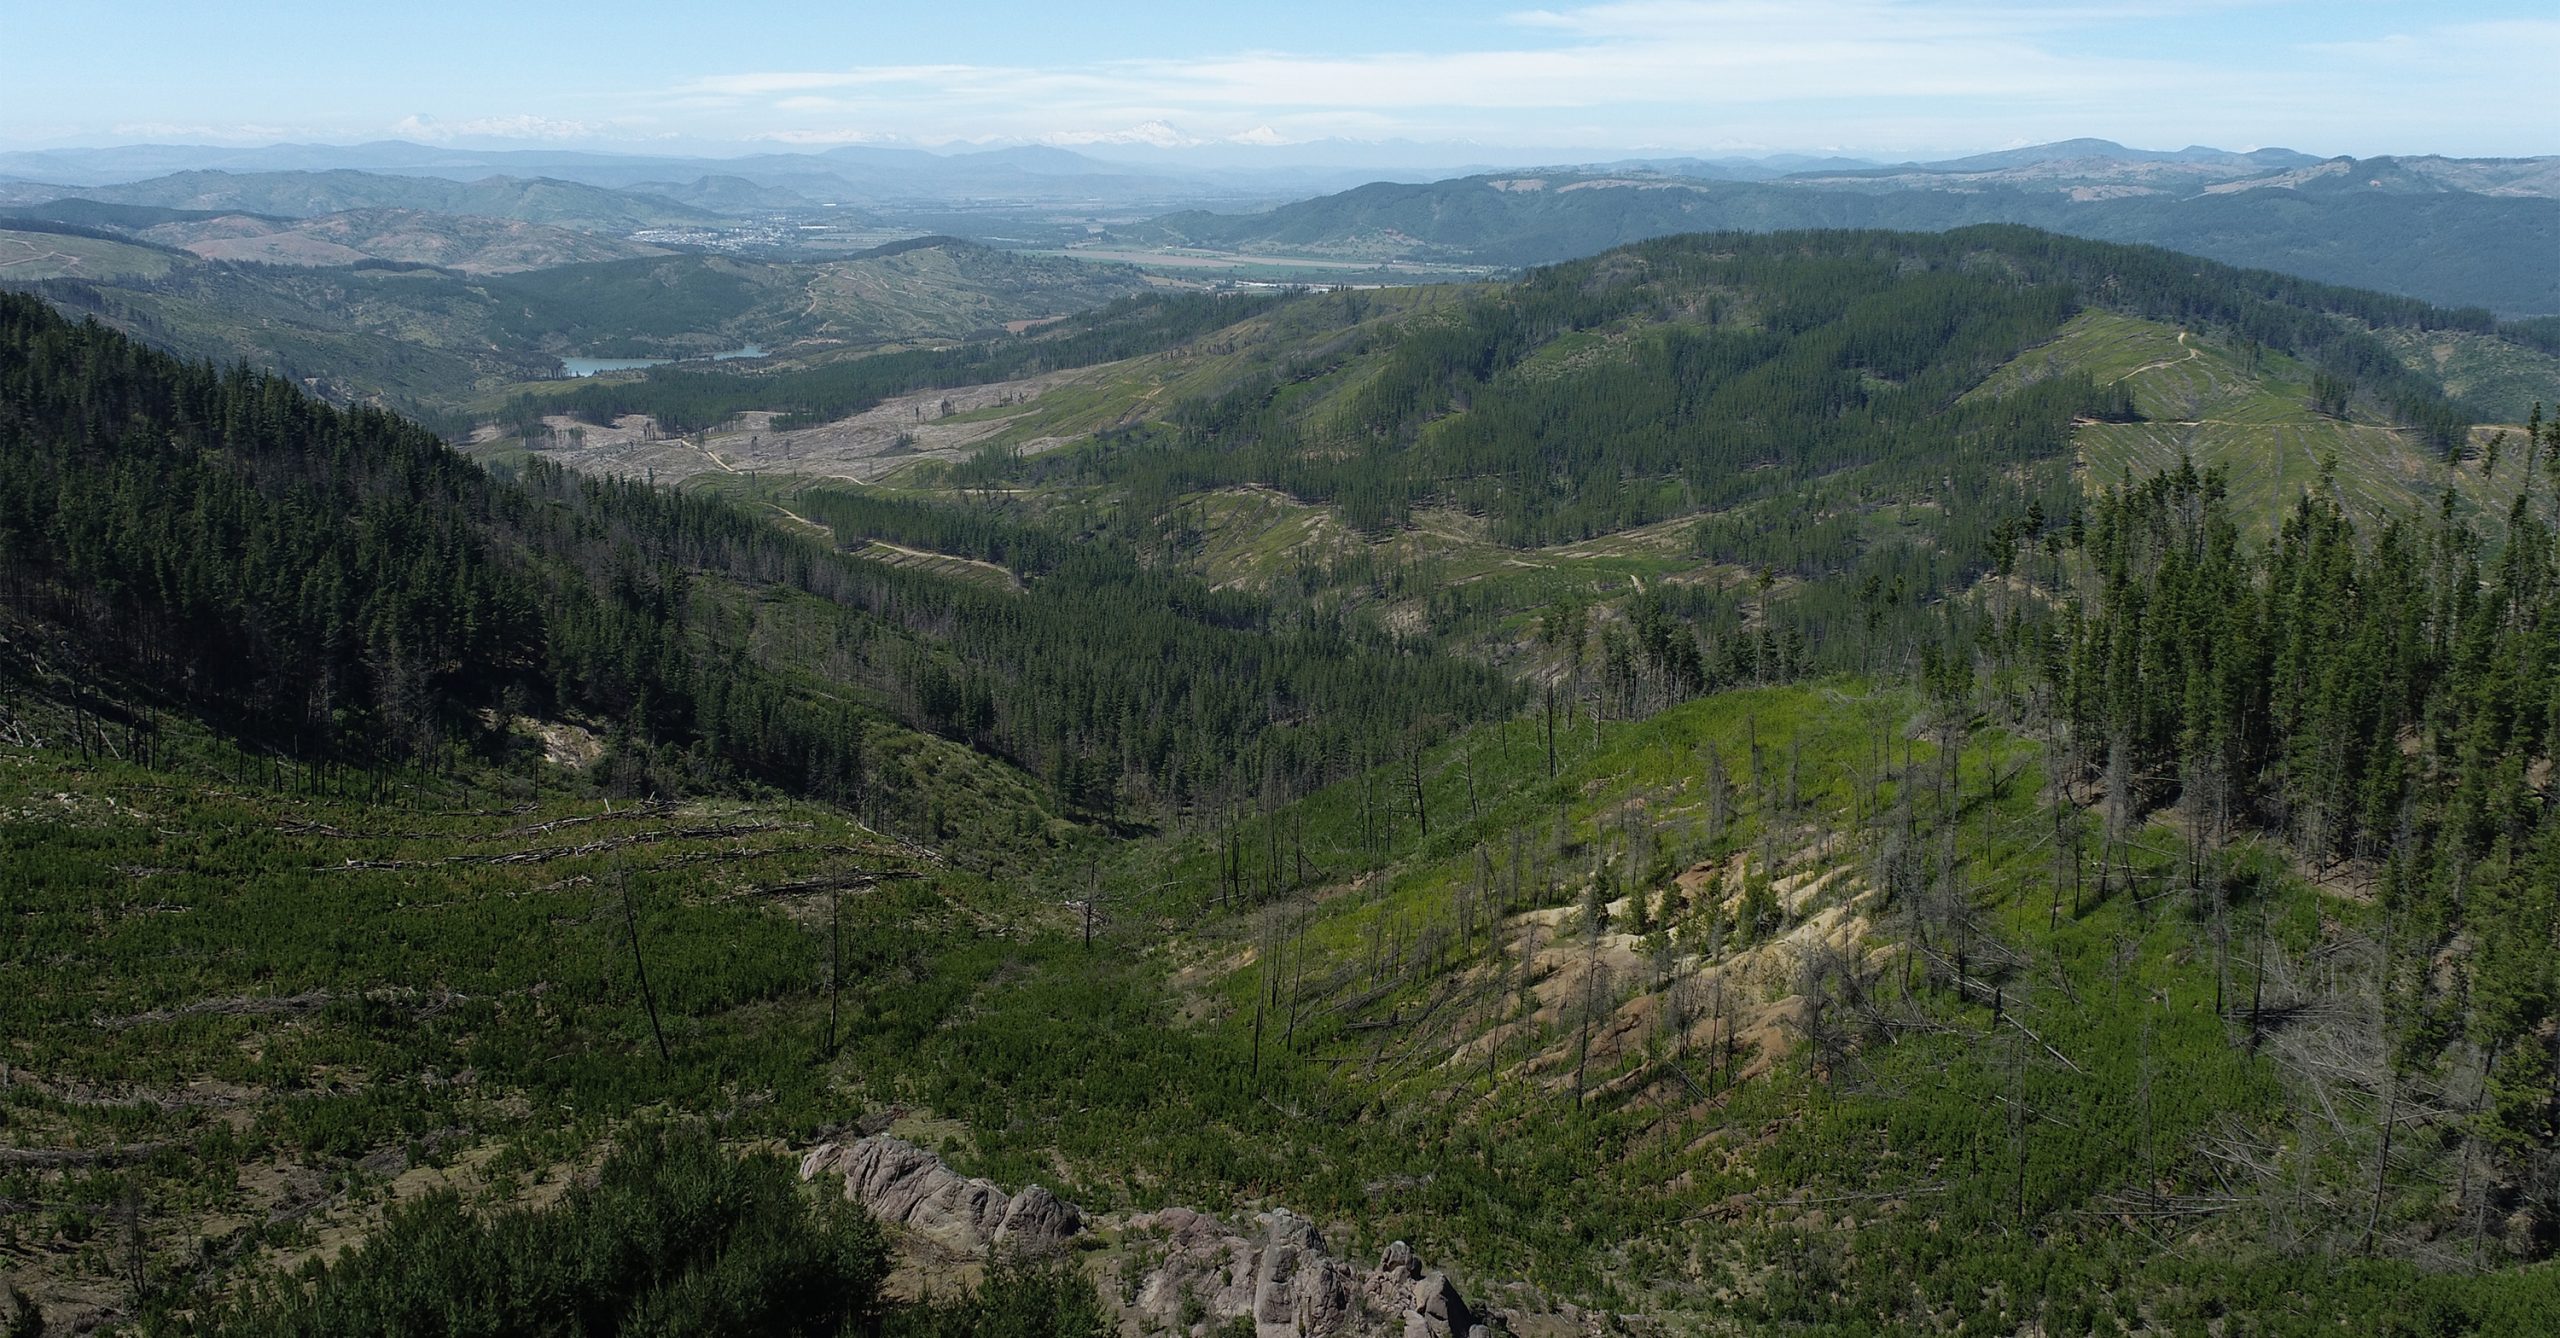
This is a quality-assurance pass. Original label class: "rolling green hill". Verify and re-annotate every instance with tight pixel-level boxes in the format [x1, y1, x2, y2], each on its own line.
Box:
[493, 227, 2547, 697]
[2, 238, 1156, 418]
[487, 240, 1152, 355]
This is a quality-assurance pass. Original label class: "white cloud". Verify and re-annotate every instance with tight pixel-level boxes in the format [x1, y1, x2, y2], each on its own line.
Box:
[109, 121, 299, 143]
[746, 127, 905, 146]
[57, 1, 2542, 157]
[2303, 17, 2560, 74]
[391, 113, 607, 142]
[672, 1, 2260, 151]
[681, 65, 1002, 98]
[1042, 121, 1204, 148]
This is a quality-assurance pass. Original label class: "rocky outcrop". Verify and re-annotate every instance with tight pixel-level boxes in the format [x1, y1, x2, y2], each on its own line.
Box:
[1124, 1204, 1484, 1338]
[799, 1134, 1486, 1336]
[798, 1134, 1082, 1256]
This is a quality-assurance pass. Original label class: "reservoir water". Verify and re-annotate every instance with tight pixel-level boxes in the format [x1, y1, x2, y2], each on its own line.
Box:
[559, 346, 767, 378]
[559, 356, 669, 377]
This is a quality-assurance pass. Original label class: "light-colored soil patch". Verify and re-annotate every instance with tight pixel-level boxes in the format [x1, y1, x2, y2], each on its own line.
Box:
[524, 368, 1100, 486]
[850, 540, 1024, 591]
[523, 716, 605, 770]
[1439, 845, 1883, 1104]
[1051, 248, 1399, 272]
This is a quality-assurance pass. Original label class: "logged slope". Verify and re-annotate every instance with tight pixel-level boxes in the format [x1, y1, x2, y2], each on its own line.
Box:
[1975, 309, 2552, 541]
[0, 223, 183, 281]
[0, 283, 1513, 1333]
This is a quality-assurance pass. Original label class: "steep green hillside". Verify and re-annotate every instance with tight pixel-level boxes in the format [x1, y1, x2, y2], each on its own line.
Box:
[508, 228, 2533, 703]
[0, 288, 1493, 1329]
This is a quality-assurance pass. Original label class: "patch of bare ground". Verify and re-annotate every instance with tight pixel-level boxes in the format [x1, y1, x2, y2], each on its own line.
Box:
[1401, 843, 1887, 1117]
[847, 539, 1023, 591]
[525, 365, 1106, 487]
[521, 714, 605, 770]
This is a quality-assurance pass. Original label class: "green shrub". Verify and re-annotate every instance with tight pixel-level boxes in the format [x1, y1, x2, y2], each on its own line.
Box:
[185, 1125, 887, 1338]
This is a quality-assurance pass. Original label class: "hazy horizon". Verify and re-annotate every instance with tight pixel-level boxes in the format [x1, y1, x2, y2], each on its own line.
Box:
[6, 1, 2553, 160]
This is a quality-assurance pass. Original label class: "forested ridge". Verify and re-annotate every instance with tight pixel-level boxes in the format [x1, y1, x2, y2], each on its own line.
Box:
[0, 292, 1506, 826]
[977, 227, 2476, 548]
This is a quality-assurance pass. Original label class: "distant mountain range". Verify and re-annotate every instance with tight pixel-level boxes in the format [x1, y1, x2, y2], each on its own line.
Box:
[5, 136, 2549, 227]
[0, 169, 721, 229]
[0, 141, 1366, 211]
[1123, 144, 2560, 316]
[5, 137, 2553, 318]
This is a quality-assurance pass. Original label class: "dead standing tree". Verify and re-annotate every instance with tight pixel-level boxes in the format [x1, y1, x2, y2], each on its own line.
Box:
[616, 866, 671, 1069]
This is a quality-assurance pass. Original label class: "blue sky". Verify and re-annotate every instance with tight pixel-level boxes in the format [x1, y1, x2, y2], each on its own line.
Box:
[5, 1, 2553, 157]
